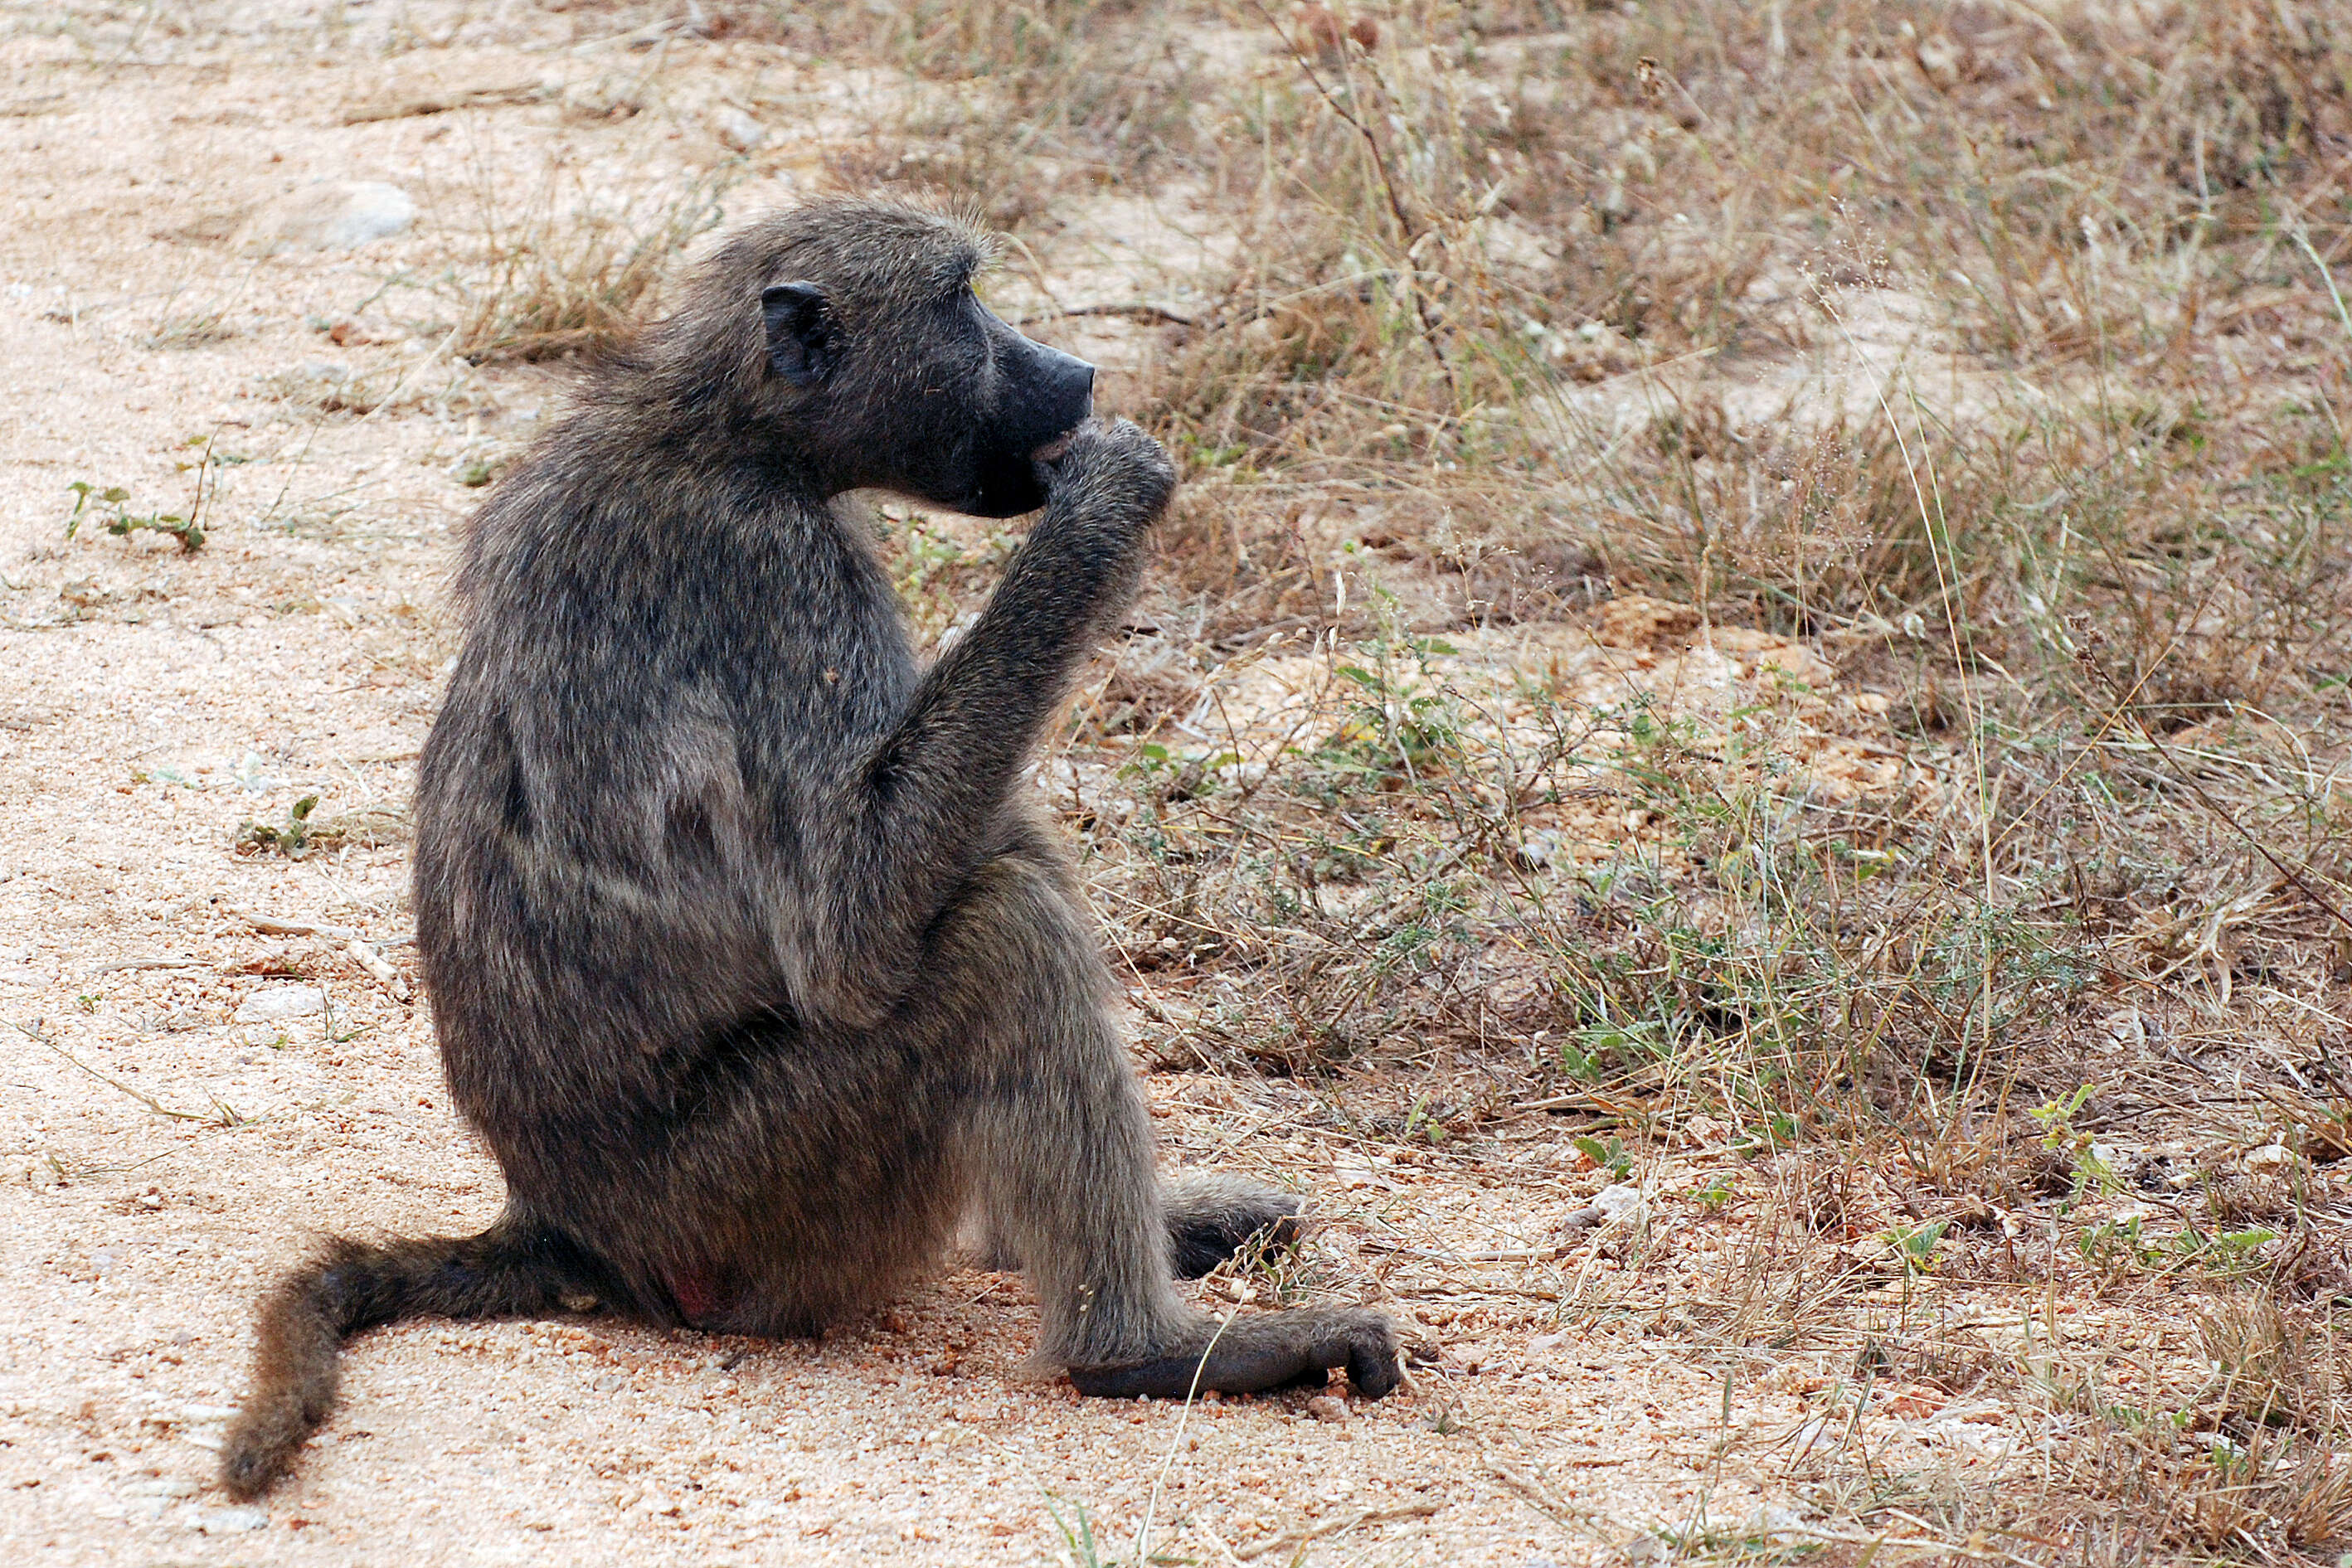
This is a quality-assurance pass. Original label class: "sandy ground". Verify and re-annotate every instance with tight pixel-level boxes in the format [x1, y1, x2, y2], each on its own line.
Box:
[0, 9, 2077, 1566]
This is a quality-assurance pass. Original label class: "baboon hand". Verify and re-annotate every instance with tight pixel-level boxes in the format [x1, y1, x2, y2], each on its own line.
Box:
[1069, 1308, 1401, 1401]
[1033, 417, 1177, 529]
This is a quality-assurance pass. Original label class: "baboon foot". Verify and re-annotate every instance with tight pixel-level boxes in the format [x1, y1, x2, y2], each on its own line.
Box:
[1164, 1172, 1305, 1279]
[1068, 1308, 1399, 1401]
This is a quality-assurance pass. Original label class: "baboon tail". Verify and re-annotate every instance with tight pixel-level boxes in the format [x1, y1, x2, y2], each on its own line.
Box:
[220, 1214, 602, 1499]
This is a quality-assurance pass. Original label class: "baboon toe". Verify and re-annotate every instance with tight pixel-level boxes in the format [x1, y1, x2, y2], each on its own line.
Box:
[1068, 1307, 1400, 1401]
[1166, 1176, 1307, 1279]
[1341, 1312, 1403, 1399]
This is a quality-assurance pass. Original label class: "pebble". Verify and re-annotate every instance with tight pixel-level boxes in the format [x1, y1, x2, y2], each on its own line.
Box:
[711, 106, 766, 153]
[238, 181, 415, 253]
[1560, 1181, 1646, 1235]
[234, 985, 325, 1024]
[193, 1504, 269, 1533]
[1514, 828, 1562, 868]
[1593, 1182, 1645, 1221]
[1306, 1395, 1350, 1423]
[1747, 1502, 1809, 1541]
[126, 1475, 200, 1499]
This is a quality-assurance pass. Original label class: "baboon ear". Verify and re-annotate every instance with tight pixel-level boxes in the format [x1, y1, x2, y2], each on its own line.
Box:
[761, 282, 837, 387]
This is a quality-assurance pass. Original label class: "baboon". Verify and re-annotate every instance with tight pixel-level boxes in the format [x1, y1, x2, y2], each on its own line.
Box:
[221, 198, 1400, 1499]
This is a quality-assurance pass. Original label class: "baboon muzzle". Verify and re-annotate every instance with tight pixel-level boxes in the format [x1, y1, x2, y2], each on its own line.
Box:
[968, 333, 1096, 517]
[1022, 344, 1096, 460]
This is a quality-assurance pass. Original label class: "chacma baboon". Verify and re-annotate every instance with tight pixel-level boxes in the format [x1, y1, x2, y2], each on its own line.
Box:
[221, 198, 1400, 1499]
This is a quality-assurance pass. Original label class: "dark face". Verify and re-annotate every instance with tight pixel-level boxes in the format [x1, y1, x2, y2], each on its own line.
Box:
[762, 279, 1094, 517]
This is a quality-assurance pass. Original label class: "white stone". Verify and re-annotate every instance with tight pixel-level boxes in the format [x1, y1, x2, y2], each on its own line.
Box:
[233, 985, 325, 1024]
[711, 106, 766, 153]
[1593, 1182, 1645, 1223]
[239, 181, 415, 254]
[193, 1504, 269, 1533]
[126, 1475, 200, 1499]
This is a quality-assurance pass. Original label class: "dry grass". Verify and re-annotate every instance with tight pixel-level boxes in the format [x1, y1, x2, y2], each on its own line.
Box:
[793, 0, 2352, 1555]
[438, 159, 733, 362]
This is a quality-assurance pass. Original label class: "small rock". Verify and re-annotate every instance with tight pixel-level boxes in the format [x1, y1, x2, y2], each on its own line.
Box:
[2247, 1143, 2296, 1175]
[233, 985, 325, 1024]
[1561, 1181, 1646, 1236]
[193, 1504, 269, 1533]
[1593, 1182, 1645, 1222]
[711, 105, 766, 153]
[1306, 1395, 1350, 1423]
[1514, 828, 1562, 869]
[1913, 32, 1965, 90]
[126, 1474, 200, 1498]
[183, 1403, 241, 1422]
[561, 75, 643, 120]
[239, 181, 415, 254]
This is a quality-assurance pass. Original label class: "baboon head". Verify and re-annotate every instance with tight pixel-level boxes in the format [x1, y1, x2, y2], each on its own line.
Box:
[658, 199, 1095, 517]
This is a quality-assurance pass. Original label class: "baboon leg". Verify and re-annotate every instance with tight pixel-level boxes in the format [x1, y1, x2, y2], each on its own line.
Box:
[1161, 1171, 1305, 1279]
[944, 847, 1193, 1369]
[961, 1172, 1301, 1280]
[937, 841, 1399, 1398]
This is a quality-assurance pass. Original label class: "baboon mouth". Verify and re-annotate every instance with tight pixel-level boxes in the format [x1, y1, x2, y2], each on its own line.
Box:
[1030, 433, 1076, 463]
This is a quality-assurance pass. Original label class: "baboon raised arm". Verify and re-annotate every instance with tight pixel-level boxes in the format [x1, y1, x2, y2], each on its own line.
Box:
[220, 199, 1398, 1501]
[786, 434, 1169, 1029]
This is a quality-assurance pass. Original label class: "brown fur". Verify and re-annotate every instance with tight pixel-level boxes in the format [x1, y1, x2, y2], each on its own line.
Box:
[221, 198, 1397, 1500]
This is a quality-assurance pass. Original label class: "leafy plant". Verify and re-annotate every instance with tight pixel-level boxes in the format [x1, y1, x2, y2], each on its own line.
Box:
[64, 481, 203, 552]
[236, 795, 321, 858]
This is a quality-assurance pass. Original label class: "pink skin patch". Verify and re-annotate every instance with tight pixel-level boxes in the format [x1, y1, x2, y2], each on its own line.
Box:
[662, 1264, 728, 1326]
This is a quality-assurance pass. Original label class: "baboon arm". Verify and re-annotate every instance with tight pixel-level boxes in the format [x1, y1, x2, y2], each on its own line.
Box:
[786, 425, 1171, 1027]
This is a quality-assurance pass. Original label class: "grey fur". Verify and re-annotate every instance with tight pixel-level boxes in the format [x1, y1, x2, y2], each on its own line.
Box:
[219, 199, 1398, 1500]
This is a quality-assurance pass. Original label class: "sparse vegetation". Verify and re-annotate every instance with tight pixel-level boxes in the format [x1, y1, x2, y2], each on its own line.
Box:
[801, 0, 2352, 1555]
[236, 796, 406, 860]
[63, 479, 205, 552]
[439, 160, 735, 362]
